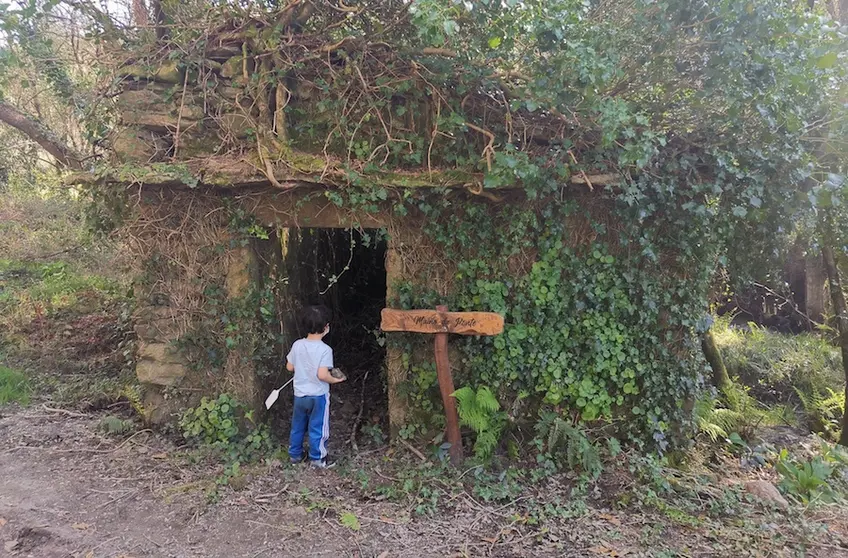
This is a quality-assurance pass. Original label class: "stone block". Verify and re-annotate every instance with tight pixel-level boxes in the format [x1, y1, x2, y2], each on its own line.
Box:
[138, 341, 184, 363]
[217, 86, 248, 101]
[221, 55, 254, 79]
[225, 245, 253, 296]
[134, 306, 184, 341]
[112, 127, 167, 163]
[177, 130, 224, 159]
[744, 480, 789, 510]
[121, 110, 180, 132]
[117, 88, 170, 111]
[121, 61, 184, 84]
[137, 360, 186, 386]
[177, 104, 206, 121]
[136, 342, 187, 386]
[141, 385, 187, 425]
[218, 113, 254, 139]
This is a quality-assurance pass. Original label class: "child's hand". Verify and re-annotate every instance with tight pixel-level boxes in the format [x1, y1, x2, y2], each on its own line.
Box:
[330, 367, 346, 382]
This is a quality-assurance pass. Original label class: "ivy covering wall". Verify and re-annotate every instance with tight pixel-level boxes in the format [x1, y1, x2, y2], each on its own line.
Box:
[22, 0, 843, 448]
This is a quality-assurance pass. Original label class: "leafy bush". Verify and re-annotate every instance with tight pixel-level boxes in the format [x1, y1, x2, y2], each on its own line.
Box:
[0, 365, 31, 405]
[98, 415, 135, 436]
[776, 444, 848, 506]
[795, 387, 845, 441]
[0, 258, 121, 331]
[452, 385, 507, 460]
[180, 393, 273, 464]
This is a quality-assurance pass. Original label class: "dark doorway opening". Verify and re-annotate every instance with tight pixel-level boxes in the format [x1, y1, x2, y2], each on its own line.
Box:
[271, 227, 388, 455]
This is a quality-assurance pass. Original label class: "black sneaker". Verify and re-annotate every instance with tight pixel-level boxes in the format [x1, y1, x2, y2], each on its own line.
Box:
[309, 459, 335, 469]
[290, 456, 304, 465]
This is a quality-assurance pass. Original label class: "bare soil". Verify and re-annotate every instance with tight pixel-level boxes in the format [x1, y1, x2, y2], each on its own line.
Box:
[2, 402, 848, 558]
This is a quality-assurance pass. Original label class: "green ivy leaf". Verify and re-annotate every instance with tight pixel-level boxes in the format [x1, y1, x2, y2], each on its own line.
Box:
[816, 52, 838, 69]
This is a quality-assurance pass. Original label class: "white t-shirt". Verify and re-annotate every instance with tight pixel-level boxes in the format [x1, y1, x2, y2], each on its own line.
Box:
[287, 338, 333, 397]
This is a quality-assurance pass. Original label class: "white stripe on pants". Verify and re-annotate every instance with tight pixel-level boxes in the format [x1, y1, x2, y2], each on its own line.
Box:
[319, 393, 330, 459]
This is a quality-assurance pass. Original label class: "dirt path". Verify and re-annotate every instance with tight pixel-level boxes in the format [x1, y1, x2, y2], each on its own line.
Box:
[0, 407, 381, 558]
[0, 405, 567, 558]
[3, 405, 848, 558]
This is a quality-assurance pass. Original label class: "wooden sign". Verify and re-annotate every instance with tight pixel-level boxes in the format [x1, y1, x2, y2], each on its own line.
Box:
[380, 306, 505, 465]
[380, 309, 504, 336]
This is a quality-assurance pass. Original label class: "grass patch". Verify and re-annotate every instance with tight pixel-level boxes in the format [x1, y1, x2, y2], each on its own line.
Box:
[713, 316, 842, 399]
[0, 365, 31, 405]
[0, 259, 126, 350]
[713, 315, 845, 440]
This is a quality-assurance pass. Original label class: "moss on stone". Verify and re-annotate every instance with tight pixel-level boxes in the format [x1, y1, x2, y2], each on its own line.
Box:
[121, 61, 184, 84]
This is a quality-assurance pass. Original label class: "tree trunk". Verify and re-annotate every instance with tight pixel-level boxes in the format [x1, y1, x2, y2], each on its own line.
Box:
[702, 329, 732, 393]
[821, 240, 848, 446]
[150, 0, 168, 40]
[132, 0, 150, 26]
[0, 101, 81, 170]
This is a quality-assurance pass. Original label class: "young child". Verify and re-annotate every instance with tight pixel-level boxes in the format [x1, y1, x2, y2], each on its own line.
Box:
[286, 304, 345, 468]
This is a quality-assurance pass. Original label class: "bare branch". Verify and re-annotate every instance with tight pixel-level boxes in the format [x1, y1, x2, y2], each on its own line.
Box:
[0, 101, 82, 170]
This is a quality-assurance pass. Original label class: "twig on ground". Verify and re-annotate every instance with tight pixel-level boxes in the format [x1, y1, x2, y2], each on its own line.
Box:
[10, 429, 153, 454]
[42, 404, 89, 418]
[95, 489, 137, 510]
[143, 534, 163, 548]
[254, 485, 289, 503]
[398, 438, 427, 462]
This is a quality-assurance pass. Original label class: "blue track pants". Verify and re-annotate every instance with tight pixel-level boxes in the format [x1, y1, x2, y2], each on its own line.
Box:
[288, 394, 329, 461]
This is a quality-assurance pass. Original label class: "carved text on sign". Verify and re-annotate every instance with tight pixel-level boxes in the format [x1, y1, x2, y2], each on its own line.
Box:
[381, 309, 503, 336]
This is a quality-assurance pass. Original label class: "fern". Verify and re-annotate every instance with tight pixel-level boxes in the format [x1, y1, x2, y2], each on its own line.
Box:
[796, 386, 846, 438]
[535, 411, 603, 479]
[696, 384, 793, 444]
[452, 385, 506, 460]
[695, 397, 745, 442]
[121, 384, 146, 418]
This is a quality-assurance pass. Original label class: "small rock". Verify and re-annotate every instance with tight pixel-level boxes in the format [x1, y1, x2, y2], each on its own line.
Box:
[4, 539, 19, 552]
[744, 480, 789, 510]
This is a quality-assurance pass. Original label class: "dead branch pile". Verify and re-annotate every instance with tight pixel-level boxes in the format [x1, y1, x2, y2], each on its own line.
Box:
[94, 1, 606, 192]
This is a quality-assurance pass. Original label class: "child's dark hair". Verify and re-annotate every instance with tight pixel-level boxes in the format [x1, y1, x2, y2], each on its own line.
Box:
[302, 304, 331, 334]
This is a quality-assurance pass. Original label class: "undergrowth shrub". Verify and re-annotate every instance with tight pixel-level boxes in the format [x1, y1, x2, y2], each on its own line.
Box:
[0, 259, 121, 332]
[534, 410, 606, 480]
[712, 316, 844, 440]
[713, 316, 842, 402]
[776, 443, 848, 506]
[695, 384, 794, 443]
[98, 415, 135, 436]
[795, 388, 846, 441]
[397, 200, 710, 452]
[180, 393, 273, 464]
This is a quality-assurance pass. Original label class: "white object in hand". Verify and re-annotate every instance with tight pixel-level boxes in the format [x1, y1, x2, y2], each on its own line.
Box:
[264, 377, 294, 410]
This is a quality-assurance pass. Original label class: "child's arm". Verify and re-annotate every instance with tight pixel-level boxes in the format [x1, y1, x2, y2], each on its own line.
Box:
[317, 367, 344, 384]
[286, 361, 294, 372]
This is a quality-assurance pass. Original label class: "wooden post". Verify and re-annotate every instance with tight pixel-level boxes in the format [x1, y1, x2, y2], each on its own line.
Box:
[380, 306, 504, 465]
[434, 305, 463, 465]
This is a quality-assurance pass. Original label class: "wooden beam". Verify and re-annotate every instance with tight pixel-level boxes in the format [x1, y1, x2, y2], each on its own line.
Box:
[381, 309, 504, 336]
